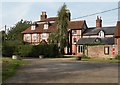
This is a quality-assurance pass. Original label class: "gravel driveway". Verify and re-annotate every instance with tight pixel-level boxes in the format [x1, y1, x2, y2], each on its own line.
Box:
[5, 58, 119, 83]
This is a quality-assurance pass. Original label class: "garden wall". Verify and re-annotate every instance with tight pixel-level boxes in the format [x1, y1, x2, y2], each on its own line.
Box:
[84, 45, 119, 59]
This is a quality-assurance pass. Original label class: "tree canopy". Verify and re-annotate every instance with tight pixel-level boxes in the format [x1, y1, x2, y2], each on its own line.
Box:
[5, 19, 31, 44]
[49, 3, 69, 54]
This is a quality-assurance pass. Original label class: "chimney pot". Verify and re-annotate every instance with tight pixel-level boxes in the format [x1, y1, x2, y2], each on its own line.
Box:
[40, 11, 47, 21]
[96, 16, 102, 28]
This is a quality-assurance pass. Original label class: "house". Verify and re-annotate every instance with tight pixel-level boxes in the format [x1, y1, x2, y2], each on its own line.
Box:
[76, 16, 120, 59]
[21, 10, 119, 57]
[21, 11, 88, 55]
[114, 21, 120, 45]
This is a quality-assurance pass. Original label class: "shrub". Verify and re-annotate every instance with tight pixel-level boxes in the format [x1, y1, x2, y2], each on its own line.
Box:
[81, 55, 90, 59]
[2, 41, 15, 57]
[115, 55, 120, 60]
[17, 44, 59, 58]
[44, 44, 59, 58]
[18, 45, 33, 57]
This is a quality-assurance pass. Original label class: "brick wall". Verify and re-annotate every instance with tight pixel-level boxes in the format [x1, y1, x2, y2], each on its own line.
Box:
[84, 45, 119, 59]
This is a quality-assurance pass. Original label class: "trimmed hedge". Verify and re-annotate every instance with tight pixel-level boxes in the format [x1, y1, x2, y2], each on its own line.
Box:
[18, 44, 59, 58]
[2, 41, 15, 57]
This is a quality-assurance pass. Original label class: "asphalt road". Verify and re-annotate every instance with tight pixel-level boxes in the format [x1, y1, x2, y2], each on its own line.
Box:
[5, 58, 119, 83]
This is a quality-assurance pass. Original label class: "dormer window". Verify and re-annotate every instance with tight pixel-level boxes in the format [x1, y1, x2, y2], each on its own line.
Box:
[99, 30, 104, 38]
[31, 25, 35, 30]
[44, 23, 48, 29]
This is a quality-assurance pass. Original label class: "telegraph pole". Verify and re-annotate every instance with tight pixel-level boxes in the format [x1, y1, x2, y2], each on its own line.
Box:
[4, 25, 7, 41]
[5, 25, 6, 34]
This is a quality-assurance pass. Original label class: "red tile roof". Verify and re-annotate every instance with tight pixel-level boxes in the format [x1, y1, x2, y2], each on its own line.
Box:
[115, 21, 120, 37]
[21, 23, 57, 33]
[68, 20, 86, 29]
[21, 19, 86, 34]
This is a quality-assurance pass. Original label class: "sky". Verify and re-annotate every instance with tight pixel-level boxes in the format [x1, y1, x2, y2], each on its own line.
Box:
[0, 0, 120, 31]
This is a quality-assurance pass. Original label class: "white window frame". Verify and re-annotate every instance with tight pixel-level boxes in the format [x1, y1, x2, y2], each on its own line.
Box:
[25, 34, 30, 41]
[72, 30, 77, 35]
[44, 23, 48, 29]
[31, 25, 36, 30]
[78, 45, 84, 53]
[41, 33, 47, 40]
[32, 34, 38, 41]
[99, 30, 104, 38]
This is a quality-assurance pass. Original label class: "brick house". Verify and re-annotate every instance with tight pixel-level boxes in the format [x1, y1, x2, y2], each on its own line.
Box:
[76, 16, 120, 58]
[21, 11, 88, 54]
[21, 11, 119, 56]
[114, 21, 120, 45]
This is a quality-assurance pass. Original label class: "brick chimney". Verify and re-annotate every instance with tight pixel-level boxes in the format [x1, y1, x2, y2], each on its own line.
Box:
[40, 11, 47, 21]
[66, 9, 71, 21]
[96, 16, 102, 28]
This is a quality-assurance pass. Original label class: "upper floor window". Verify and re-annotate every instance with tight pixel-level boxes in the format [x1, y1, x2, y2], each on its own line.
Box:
[99, 30, 104, 38]
[73, 38, 76, 44]
[41, 33, 47, 40]
[72, 30, 77, 35]
[31, 25, 35, 30]
[44, 23, 48, 29]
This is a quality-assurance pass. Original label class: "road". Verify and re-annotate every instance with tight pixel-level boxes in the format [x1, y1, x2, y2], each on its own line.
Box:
[5, 58, 119, 83]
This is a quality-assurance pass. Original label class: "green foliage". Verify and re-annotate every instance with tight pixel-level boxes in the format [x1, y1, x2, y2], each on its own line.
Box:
[2, 41, 16, 57]
[6, 19, 31, 43]
[2, 20, 31, 57]
[2, 58, 29, 82]
[81, 55, 90, 59]
[115, 55, 120, 60]
[18, 45, 33, 57]
[18, 44, 59, 58]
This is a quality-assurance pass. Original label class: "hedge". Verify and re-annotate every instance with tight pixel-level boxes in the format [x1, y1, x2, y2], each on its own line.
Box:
[2, 41, 15, 57]
[18, 44, 59, 58]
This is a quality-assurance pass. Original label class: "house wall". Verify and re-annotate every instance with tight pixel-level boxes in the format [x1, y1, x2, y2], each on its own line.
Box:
[71, 30, 82, 54]
[23, 33, 49, 44]
[82, 45, 119, 59]
[115, 38, 120, 45]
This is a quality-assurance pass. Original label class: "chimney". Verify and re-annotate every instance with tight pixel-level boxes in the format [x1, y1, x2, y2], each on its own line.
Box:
[66, 9, 71, 21]
[96, 16, 102, 28]
[40, 11, 47, 21]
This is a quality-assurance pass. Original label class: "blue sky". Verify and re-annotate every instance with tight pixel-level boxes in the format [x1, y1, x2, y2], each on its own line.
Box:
[1, 0, 120, 31]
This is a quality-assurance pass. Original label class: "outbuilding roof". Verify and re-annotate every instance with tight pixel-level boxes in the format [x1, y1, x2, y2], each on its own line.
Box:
[77, 37, 114, 45]
[83, 26, 115, 36]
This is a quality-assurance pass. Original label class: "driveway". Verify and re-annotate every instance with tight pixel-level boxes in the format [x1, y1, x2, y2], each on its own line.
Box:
[5, 58, 119, 83]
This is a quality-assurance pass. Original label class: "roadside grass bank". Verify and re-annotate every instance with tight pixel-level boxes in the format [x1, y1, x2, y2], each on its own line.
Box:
[2, 57, 30, 82]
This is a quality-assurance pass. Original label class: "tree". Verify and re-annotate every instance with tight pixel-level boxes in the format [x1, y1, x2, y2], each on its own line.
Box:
[57, 3, 69, 54]
[6, 19, 31, 45]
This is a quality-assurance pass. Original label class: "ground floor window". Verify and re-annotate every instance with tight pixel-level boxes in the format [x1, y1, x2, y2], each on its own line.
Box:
[104, 46, 109, 55]
[78, 45, 84, 53]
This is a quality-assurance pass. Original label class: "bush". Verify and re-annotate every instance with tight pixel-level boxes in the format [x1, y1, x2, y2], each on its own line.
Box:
[81, 55, 90, 59]
[115, 55, 120, 60]
[18, 45, 33, 57]
[2, 41, 15, 57]
[18, 44, 59, 58]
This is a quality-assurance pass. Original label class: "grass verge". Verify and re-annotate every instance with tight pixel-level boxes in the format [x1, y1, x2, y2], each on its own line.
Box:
[2, 57, 29, 82]
[81, 58, 120, 63]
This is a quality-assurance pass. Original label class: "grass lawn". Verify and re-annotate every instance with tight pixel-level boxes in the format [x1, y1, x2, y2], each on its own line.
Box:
[81, 58, 120, 63]
[2, 57, 29, 82]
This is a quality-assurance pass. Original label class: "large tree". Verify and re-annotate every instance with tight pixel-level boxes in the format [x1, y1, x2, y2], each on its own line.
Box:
[6, 19, 31, 44]
[57, 3, 69, 54]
